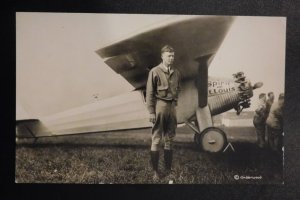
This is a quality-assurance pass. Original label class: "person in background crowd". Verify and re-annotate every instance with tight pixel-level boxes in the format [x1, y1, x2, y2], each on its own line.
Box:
[265, 92, 275, 145]
[266, 92, 275, 115]
[266, 93, 284, 152]
[253, 93, 267, 148]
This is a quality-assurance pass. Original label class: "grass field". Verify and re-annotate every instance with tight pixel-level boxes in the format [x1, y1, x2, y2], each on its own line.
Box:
[15, 126, 283, 184]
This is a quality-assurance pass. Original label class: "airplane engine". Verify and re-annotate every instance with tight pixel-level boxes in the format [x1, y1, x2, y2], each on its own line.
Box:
[208, 72, 262, 116]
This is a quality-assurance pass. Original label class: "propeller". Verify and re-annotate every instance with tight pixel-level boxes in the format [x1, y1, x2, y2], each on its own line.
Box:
[252, 82, 263, 90]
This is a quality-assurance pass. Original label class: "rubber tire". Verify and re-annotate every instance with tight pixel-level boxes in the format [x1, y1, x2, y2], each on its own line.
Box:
[199, 127, 227, 153]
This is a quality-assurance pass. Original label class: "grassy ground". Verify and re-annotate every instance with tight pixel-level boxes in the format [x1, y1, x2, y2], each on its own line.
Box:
[15, 127, 283, 184]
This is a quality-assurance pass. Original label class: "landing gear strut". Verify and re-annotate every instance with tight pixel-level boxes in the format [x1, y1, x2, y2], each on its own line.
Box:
[191, 55, 229, 153]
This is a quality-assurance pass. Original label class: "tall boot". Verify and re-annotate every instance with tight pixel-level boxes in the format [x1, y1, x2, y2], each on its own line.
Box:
[164, 149, 173, 172]
[150, 151, 160, 181]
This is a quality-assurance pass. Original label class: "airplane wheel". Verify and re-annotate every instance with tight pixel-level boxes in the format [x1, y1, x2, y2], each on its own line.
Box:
[200, 127, 227, 153]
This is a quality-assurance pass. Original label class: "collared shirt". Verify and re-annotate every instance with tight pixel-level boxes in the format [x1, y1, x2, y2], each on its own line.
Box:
[146, 63, 181, 114]
[161, 63, 170, 72]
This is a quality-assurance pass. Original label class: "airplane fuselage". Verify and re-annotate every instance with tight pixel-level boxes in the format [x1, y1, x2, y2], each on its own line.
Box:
[208, 78, 237, 96]
[16, 75, 256, 138]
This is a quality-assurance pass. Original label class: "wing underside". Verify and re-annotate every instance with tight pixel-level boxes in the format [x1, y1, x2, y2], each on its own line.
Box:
[96, 16, 235, 89]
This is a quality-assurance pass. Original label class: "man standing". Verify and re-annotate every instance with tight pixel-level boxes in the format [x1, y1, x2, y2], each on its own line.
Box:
[265, 92, 275, 146]
[266, 92, 275, 115]
[146, 45, 181, 181]
[253, 93, 267, 148]
[266, 93, 284, 151]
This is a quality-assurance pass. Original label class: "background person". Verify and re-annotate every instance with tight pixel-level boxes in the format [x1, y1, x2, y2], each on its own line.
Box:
[266, 93, 284, 152]
[265, 92, 275, 145]
[266, 92, 275, 115]
[253, 93, 267, 148]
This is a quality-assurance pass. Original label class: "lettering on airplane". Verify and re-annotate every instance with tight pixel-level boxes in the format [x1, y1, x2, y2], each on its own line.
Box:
[208, 80, 236, 95]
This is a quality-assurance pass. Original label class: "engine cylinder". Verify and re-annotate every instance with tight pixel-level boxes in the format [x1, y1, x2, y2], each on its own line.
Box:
[208, 91, 240, 115]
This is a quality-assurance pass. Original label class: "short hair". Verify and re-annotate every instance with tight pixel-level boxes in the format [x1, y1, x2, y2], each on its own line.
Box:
[161, 45, 174, 54]
[259, 93, 266, 99]
[279, 93, 284, 100]
[268, 92, 274, 97]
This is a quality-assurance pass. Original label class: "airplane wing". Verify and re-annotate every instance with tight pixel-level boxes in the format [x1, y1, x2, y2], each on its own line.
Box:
[96, 16, 235, 89]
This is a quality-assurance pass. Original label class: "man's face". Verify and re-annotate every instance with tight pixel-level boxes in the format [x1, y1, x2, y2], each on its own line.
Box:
[161, 51, 175, 66]
[269, 93, 274, 100]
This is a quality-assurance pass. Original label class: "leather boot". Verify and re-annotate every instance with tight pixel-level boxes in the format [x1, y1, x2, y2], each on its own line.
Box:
[150, 151, 160, 181]
[164, 149, 173, 173]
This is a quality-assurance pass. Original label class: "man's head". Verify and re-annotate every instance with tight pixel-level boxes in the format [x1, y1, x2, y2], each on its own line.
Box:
[278, 93, 284, 106]
[268, 92, 275, 101]
[161, 45, 175, 67]
[259, 93, 266, 102]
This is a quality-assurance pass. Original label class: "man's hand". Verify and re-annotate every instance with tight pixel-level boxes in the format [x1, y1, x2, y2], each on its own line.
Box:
[149, 113, 156, 124]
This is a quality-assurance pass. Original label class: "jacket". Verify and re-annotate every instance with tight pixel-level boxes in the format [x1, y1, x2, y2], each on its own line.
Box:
[266, 99, 274, 115]
[253, 100, 267, 126]
[146, 63, 181, 114]
[266, 102, 283, 130]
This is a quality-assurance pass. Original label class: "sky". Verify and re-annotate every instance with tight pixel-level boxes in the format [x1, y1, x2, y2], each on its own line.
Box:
[16, 13, 286, 119]
[209, 16, 286, 100]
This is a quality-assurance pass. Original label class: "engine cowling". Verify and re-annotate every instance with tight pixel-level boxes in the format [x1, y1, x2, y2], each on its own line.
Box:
[208, 72, 263, 116]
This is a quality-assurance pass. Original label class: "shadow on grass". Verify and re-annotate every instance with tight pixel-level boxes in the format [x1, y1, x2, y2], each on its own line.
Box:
[16, 139, 197, 150]
[17, 142, 150, 150]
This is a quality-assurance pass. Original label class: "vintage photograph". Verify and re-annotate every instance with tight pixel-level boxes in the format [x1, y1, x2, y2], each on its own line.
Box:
[16, 13, 285, 184]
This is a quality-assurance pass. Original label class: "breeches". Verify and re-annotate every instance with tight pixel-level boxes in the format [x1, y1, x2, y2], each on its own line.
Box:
[151, 99, 177, 151]
[267, 126, 283, 151]
[254, 123, 266, 147]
